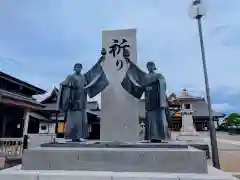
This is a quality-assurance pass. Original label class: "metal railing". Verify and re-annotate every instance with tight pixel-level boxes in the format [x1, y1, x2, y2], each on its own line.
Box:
[0, 138, 23, 157]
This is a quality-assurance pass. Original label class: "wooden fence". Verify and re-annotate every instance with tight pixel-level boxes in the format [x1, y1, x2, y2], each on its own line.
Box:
[0, 138, 23, 157]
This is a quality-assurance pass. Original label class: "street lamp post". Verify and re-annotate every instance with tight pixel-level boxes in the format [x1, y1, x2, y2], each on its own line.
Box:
[188, 0, 220, 169]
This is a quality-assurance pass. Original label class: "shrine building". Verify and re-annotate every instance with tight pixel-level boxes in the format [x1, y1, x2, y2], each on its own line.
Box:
[168, 88, 224, 131]
[0, 71, 46, 138]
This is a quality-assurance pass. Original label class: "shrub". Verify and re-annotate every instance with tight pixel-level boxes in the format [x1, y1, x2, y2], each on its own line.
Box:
[226, 113, 240, 126]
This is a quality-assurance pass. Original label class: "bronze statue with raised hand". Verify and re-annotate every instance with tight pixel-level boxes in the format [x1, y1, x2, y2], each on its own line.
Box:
[57, 48, 109, 142]
[121, 49, 170, 142]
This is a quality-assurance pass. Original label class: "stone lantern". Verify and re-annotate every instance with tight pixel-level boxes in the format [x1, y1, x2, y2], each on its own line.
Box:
[177, 89, 200, 141]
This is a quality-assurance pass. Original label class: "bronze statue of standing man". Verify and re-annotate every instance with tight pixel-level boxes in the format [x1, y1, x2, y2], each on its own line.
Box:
[121, 49, 170, 142]
[57, 49, 108, 142]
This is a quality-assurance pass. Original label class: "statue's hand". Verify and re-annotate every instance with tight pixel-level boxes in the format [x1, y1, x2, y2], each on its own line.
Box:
[101, 48, 106, 56]
[123, 48, 130, 58]
[99, 48, 106, 64]
[123, 49, 130, 63]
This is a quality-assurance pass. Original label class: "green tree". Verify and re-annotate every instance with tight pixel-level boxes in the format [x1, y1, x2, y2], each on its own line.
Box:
[226, 113, 240, 126]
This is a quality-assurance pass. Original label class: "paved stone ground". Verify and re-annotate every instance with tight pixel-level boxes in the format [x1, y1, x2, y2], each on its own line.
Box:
[211, 132, 240, 172]
[173, 131, 240, 172]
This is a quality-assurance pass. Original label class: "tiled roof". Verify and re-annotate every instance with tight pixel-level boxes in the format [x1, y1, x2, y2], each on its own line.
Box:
[40, 87, 59, 104]
[0, 71, 46, 95]
[0, 89, 42, 105]
[191, 101, 224, 117]
[177, 88, 203, 100]
[0, 89, 44, 109]
[178, 88, 195, 99]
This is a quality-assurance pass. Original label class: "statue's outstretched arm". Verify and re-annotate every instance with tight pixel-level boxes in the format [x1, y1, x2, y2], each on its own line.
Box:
[84, 48, 108, 98]
[120, 49, 145, 99]
[84, 48, 106, 85]
[123, 49, 146, 85]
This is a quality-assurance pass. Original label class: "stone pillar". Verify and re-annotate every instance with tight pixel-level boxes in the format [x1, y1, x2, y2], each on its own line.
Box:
[100, 29, 139, 142]
[22, 109, 31, 150]
[23, 110, 30, 136]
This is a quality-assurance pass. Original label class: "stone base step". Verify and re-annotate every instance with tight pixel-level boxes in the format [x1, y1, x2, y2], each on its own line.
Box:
[0, 165, 237, 180]
[22, 146, 208, 173]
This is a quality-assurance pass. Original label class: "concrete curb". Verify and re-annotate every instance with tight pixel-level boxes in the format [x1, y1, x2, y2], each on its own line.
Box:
[0, 165, 238, 180]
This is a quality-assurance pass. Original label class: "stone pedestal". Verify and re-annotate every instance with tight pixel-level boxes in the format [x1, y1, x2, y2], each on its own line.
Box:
[22, 143, 207, 173]
[100, 29, 140, 142]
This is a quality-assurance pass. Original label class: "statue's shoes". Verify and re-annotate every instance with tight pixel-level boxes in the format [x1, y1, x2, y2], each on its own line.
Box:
[150, 139, 162, 143]
[137, 140, 151, 143]
[71, 139, 81, 142]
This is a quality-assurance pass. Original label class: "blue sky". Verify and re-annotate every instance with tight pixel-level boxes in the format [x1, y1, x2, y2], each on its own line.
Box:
[0, 0, 240, 113]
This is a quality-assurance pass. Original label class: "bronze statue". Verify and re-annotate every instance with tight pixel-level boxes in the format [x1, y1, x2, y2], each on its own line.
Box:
[121, 49, 170, 142]
[57, 49, 108, 142]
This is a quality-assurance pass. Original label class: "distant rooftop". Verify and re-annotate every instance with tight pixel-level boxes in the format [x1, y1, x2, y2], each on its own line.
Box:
[0, 71, 46, 95]
[170, 88, 203, 101]
[0, 88, 45, 109]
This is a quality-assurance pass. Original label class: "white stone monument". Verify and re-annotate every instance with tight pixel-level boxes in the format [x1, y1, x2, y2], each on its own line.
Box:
[177, 89, 200, 141]
[100, 29, 140, 142]
[179, 104, 199, 135]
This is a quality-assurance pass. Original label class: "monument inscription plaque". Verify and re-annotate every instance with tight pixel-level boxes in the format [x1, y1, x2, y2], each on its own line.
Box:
[100, 29, 139, 141]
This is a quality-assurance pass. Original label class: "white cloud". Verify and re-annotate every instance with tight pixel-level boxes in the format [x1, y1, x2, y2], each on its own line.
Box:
[212, 103, 233, 112]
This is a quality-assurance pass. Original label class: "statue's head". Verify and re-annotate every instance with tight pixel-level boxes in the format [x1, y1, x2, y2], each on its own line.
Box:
[73, 63, 82, 74]
[146, 61, 156, 73]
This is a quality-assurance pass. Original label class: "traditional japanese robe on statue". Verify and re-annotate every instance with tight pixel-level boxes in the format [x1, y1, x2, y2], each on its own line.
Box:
[121, 62, 170, 141]
[57, 61, 108, 140]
